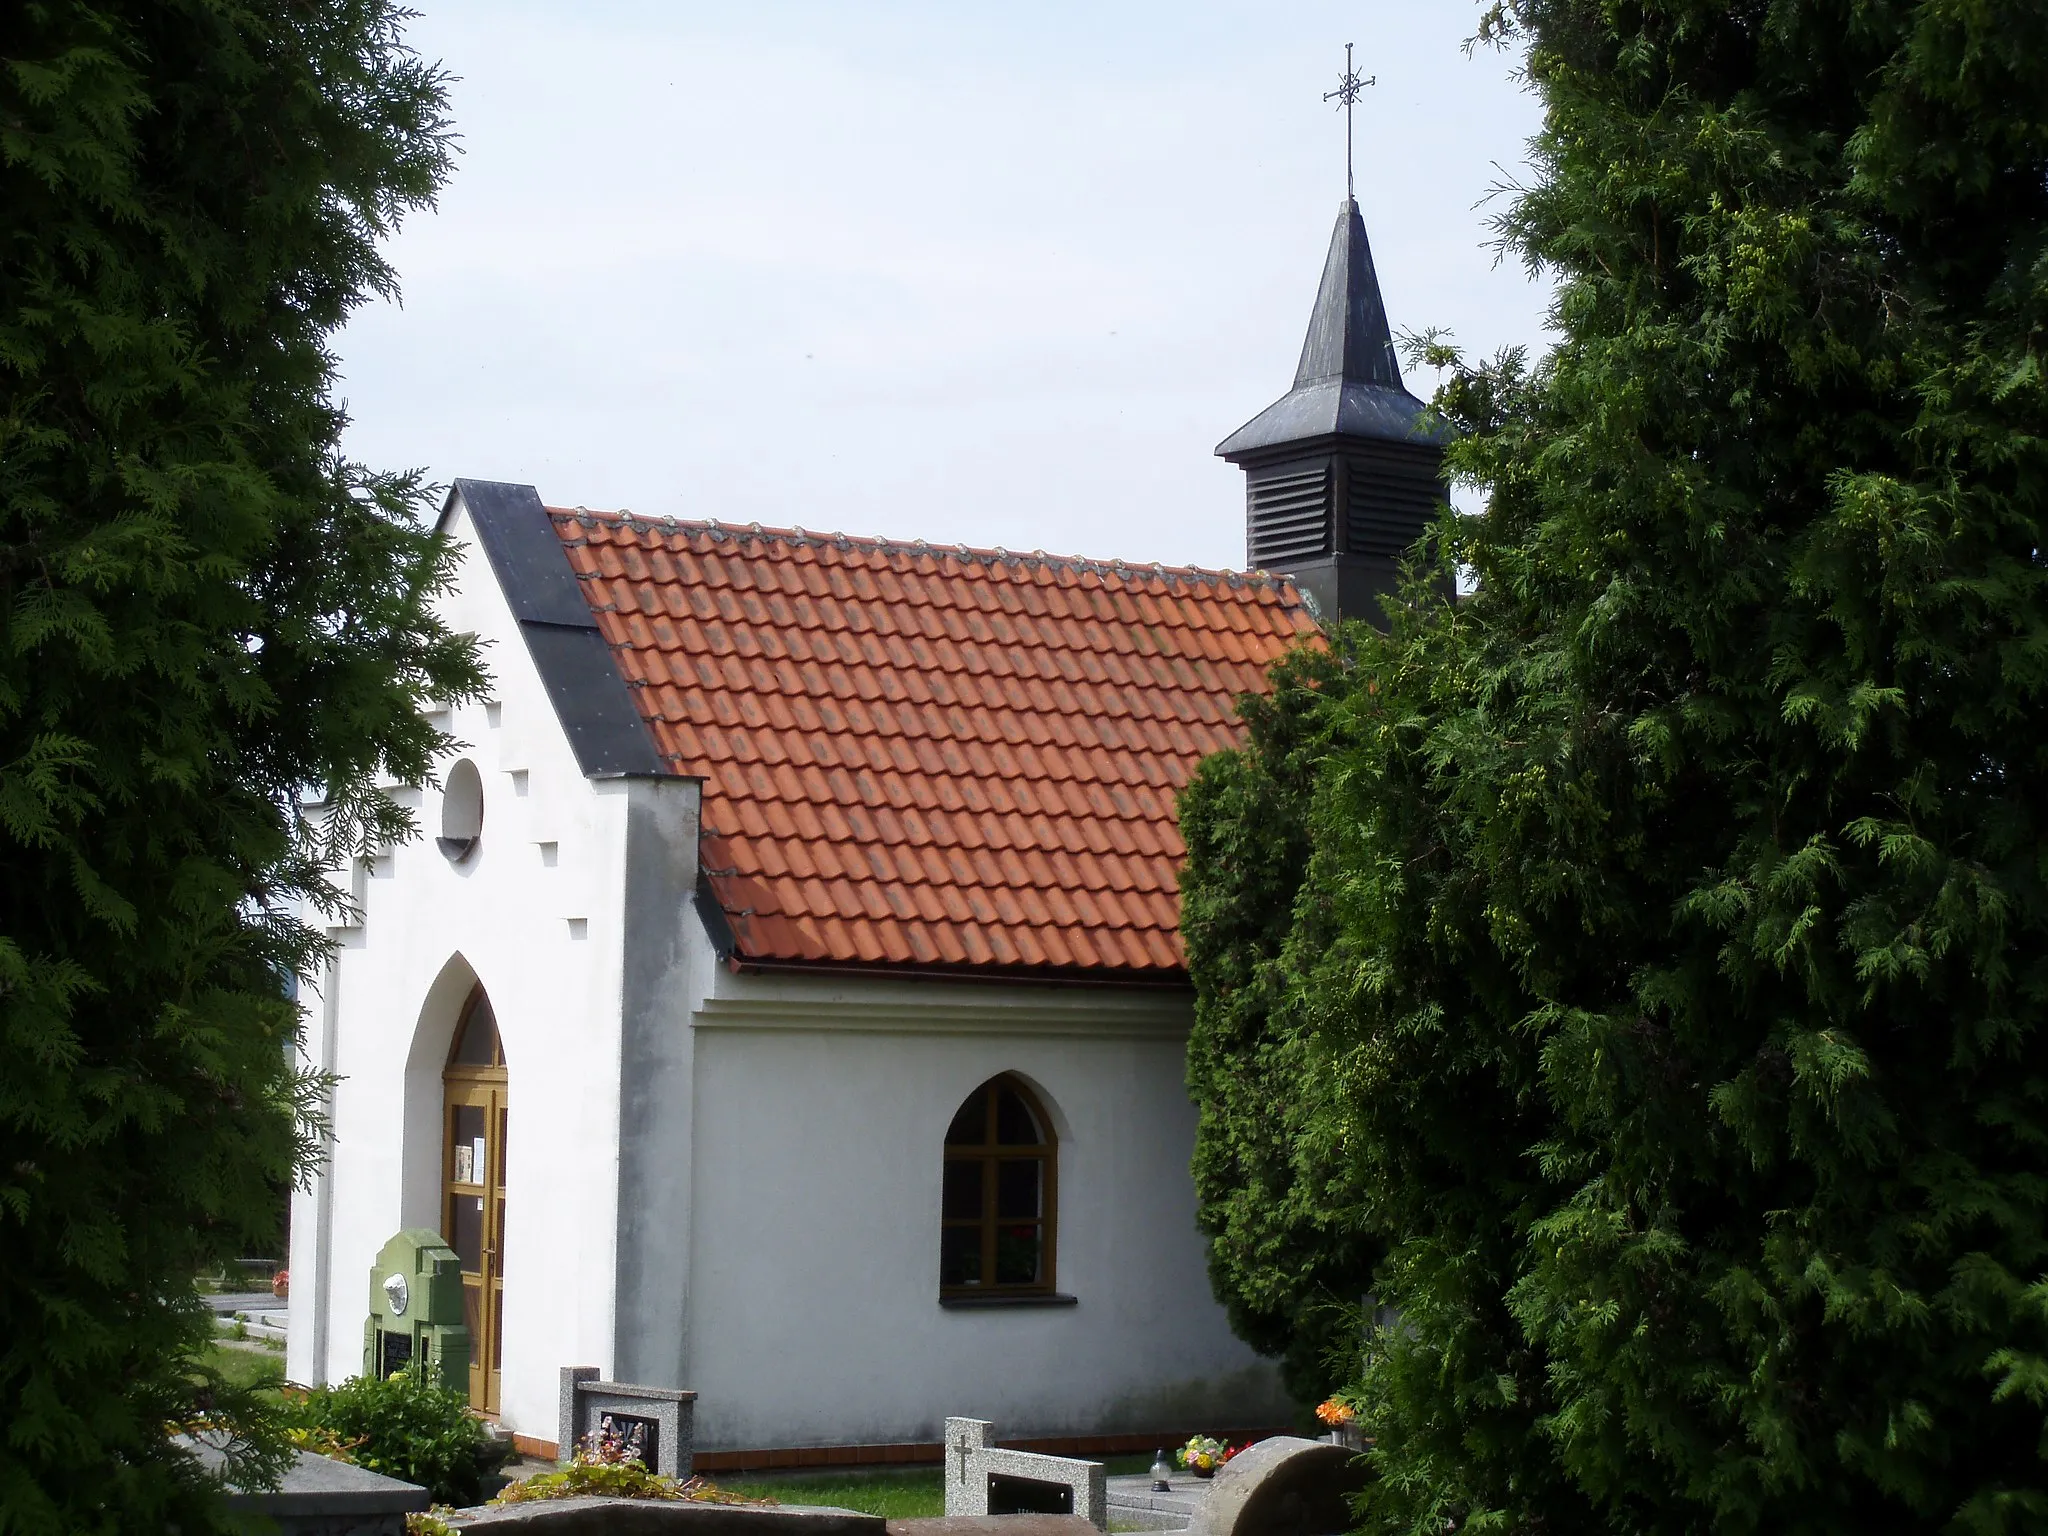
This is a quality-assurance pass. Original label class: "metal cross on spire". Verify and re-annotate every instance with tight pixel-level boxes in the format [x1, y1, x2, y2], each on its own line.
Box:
[1322, 42, 1375, 201]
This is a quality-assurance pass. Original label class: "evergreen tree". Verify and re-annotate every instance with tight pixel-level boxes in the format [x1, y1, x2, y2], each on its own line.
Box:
[0, 4, 483, 1531]
[1182, 1, 2048, 1529]
[1181, 640, 1383, 1406]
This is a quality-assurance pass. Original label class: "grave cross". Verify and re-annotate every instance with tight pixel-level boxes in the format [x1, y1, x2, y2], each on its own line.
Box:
[956, 1434, 973, 1484]
[1322, 42, 1376, 201]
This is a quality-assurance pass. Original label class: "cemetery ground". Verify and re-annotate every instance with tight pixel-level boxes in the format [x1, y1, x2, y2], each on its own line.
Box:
[187, 1358, 1166, 1529]
[684, 1469, 946, 1520]
[486, 1453, 1165, 1522]
[710, 1457, 1159, 1524]
[193, 1291, 1173, 1528]
[200, 1337, 287, 1395]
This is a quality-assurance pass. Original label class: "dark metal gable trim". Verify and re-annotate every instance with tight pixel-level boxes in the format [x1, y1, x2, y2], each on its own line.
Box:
[444, 478, 668, 779]
[694, 874, 737, 961]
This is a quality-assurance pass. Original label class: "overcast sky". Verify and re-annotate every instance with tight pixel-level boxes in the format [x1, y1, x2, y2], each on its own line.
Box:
[338, 0, 1553, 571]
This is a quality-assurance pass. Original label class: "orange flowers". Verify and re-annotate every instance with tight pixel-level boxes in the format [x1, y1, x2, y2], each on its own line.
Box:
[1314, 1398, 1356, 1427]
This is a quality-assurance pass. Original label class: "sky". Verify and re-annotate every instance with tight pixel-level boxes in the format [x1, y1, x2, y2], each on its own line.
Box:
[337, 1, 1554, 572]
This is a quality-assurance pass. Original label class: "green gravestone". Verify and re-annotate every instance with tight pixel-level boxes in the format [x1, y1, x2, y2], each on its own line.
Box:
[362, 1228, 470, 1393]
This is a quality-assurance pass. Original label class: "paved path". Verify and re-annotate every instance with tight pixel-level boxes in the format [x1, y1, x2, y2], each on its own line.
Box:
[203, 1291, 279, 1314]
[206, 1293, 288, 1343]
[1103, 1473, 1215, 1533]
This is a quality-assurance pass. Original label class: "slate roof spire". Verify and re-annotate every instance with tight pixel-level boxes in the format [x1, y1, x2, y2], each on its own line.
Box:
[1215, 196, 1451, 625]
[1217, 197, 1432, 456]
[1295, 196, 1402, 391]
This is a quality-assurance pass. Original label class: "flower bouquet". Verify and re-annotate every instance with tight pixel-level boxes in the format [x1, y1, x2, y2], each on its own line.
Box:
[1315, 1398, 1363, 1449]
[1176, 1435, 1227, 1478]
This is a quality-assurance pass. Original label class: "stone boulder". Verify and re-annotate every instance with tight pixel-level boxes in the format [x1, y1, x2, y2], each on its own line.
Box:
[1186, 1438, 1370, 1536]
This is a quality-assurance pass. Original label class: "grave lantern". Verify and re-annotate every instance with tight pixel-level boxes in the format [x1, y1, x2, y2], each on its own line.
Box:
[362, 1228, 470, 1393]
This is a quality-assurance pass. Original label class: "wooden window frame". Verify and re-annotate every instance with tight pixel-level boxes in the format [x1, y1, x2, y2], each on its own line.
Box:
[940, 1073, 1058, 1300]
[442, 984, 508, 1413]
[444, 984, 504, 1077]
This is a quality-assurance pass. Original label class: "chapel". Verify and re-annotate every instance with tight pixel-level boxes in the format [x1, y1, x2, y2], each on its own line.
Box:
[284, 192, 1444, 1460]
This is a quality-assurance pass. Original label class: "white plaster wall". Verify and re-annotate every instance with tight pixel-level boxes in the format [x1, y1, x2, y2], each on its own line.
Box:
[680, 973, 1289, 1450]
[287, 491, 636, 1438]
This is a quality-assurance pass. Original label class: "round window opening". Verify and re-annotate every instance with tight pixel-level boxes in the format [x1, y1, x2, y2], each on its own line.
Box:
[438, 759, 484, 861]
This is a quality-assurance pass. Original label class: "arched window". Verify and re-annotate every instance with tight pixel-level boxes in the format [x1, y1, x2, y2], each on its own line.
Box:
[941, 1074, 1056, 1296]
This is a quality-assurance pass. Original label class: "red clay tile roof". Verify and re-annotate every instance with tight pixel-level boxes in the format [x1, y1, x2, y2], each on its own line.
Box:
[549, 509, 1319, 978]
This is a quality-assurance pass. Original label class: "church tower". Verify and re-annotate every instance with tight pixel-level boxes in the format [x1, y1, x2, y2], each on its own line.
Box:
[1216, 197, 1449, 624]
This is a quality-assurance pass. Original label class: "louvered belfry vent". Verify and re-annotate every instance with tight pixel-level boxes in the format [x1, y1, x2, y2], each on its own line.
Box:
[1247, 461, 1333, 566]
[1345, 445, 1446, 559]
[1217, 196, 1453, 626]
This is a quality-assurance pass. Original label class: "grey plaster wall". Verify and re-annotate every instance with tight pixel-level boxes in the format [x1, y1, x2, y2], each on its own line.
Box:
[613, 775, 706, 1387]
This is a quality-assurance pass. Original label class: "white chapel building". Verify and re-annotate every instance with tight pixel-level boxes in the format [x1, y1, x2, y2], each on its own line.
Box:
[286, 192, 1442, 1461]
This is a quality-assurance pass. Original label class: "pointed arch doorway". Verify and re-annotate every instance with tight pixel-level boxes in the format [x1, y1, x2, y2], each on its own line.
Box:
[443, 986, 507, 1413]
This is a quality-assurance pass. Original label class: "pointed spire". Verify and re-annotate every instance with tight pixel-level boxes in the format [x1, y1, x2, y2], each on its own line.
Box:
[1213, 196, 1436, 459]
[1295, 198, 1402, 389]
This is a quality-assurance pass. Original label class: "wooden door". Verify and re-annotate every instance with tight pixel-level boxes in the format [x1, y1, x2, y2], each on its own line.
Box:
[443, 988, 508, 1414]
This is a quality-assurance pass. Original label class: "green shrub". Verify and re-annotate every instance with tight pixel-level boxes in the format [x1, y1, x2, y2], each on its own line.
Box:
[287, 1374, 509, 1506]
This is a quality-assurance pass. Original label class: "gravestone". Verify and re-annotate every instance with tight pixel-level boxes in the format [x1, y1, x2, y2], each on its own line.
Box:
[362, 1228, 469, 1393]
[942, 1418, 1106, 1532]
[559, 1366, 697, 1479]
[1184, 1438, 1370, 1536]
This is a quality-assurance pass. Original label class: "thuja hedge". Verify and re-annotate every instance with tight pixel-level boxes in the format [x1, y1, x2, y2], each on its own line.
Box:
[1183, 2, 2048, 1531]
[0, 4, 484, 1532]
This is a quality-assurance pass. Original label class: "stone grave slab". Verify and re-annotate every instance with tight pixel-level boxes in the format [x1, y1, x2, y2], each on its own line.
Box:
[448, 1496, 884, 1534]
[1102, 1471, 1216, 1533]
[890, 1516, 1098, 1536]
[179, 1437, 429, 1536]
